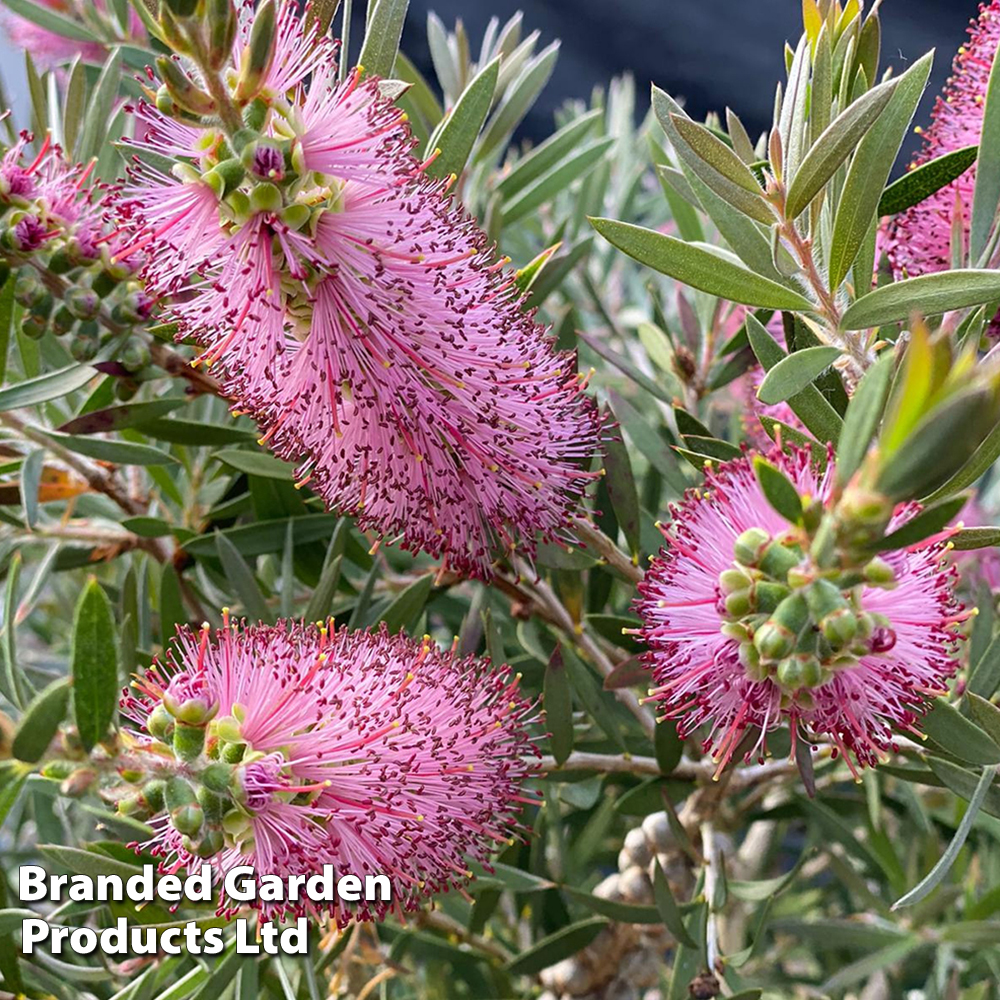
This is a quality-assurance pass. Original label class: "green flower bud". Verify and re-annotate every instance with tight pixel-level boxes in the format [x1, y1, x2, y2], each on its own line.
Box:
[820, 607, 858, 649]
[69, 323, 100, 362]
[197, 786, 228, 823]
[243, 97, 269, 131]
[118, 768, 145, 784]
[724, 589, 754, 618]
[51, 304, 76, 336]
[60, 768, 97, 797]
[221, 740, 246, 763]
[204, 157, 246, 200]
[235, 0, 277, 102]
[174, 721, 207, 762]
[279, 203, 311, 232]
[165, 776, 198, 811]
[206, 0, 238, 72]
[121, 335, 152, 373]
[155, 85, 179, 118]
[200, 761, 235, 793]
[65, 286, 100, 320]
[754, 581, 791, 615]
[40, 760, 75, 780]
[718, 567, 752, 596]
[115, 378, 139, 402]
[754, 621, 797, 662]
[143, 779, 166, 812]
[758, 540, 801, 580]
[92, 269, 120, 298]
[804, 578, 848, 618]
[171, 803, 205, 837]
[183, 828, 224, 858]
[733, 527, 771, 567]
[776, 654, 823, 691]
[863, 556, 896, 587]
[118, 792, 152, 820]
[720, 621, 750, 643]
[249, 182, 283, 214]
[738, 641, 768, 681]
[20, 313, 47, 340]
[156, 57, 217, 118]
[14, 271, 46, 310]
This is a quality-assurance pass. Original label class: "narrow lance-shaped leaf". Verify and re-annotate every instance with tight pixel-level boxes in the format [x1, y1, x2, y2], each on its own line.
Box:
[72, 578, 119, 753]
[544, 646, 573, 765]
[784, 75, 898, 218]
[828, 50, 933, 289]
[357, 0, 410, 80]
[756, 346, 842, 404]
[878, 145, 978, 216]
[971, 36, 1000, 263]
[425, 57, 499, 180]
[921, 697, 1000, 765]
[601, 406, 641, 561]
[754, 456, 804, 523]
[841, 269, 1000, 329]
[590, 218, 814, 311]
[835, 352, 894, 486]
[11, 678, 71, 764]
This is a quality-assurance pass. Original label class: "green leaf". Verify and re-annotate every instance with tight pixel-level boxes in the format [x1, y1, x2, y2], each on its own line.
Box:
[159, 564, 185, 650]
[504, 917, 607, 975]
[745, 315, 842, 444]
[44, 431, 178, 467]
[213, 449, 295, 480]
[496, 109, 601, 200]
[879, 145, 977, 216]
[478, 41, 560, 161]
[756, 345, 842, 404]
[215, 533, 270, 623]
[577, 331, 676, 405]
[467, 860, 554, 893]
[77, 49, 123, 165]
[304, 523, 348, 622]
[654, 719, 683, 775]
[671, 115, 763, 194]
[20, 448, 43, 531]
[652, 857, 697, 947]
[922, 697, 1000, 765]
[502, 137, 613, 227]
[357, 0, 410, 79]
[828, 50, 933, 289]
[1, 0, 97, 41]
[785, 74, 899, 218]
[753, 456, 803, 523]
[893, 762, 998, 909]
[873, 496, 965, 551]
[544, 645, 573, 766]
[71, 579, 118, 753]
[835, 353, 894, 487]
[184, 514, 340, 557]
[607, 389, 686, 492]
[923, 420, 1000, 503]
[951, 526, 1000, 550]
[967, 693, 1000, 748]
[426, 57, 499, 180]
[38, 843, 143, 880]
[0, 363, 96, 409]
[563, 887, 661, 924]
[377, 574, 433, 633]
[969, 632, 1000, 700]
[590, 218, 813, 311]
[971, 43, 1000, 262]
[841, 269, 1000, 329]
[0, 268, 13, 385]
[929, 756, 1000, 818]
[821, 938, 926, 994]
[141, 418, 256, 446]
[58, 399, 187, 435]
[11, 677, 71, 764]
[121, 517, 173, 539]
[602, 410, 641, 560]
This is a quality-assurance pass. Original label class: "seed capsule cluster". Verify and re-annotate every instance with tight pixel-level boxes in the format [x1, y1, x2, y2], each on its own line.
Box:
[719, 526, 898, 703]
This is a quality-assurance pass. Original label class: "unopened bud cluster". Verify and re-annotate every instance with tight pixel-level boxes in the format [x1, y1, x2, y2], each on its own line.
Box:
[718, 526, 898, 703]
[0, 145, 155, 399]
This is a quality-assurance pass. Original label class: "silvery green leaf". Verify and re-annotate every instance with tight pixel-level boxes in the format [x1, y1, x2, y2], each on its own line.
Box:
[784, 74, 898, 219]
[670, 115, 763, 195]
[426, 11, 459, 103]
[841, 269, 1000, 328]
[426, 56, 499, 179]
[357, 0, 409, 80]
[828, 50, 933, 289]
[779, 35, 811, 179]
[726, 107, 757, 163]
[756, 346, 842, 404]
[878, 145, 977, 216]
[971, 41, 1000, 263]
[77, 49, 122, 166]
[591, 218, 813, 310]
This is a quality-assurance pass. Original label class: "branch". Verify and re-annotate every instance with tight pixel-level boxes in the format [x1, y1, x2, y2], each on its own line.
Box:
[572, 517, 643, 585]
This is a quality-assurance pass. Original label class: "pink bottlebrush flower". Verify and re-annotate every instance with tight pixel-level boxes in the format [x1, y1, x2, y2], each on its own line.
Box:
[882, 2, 999, 282]
[115, 3, 603, 578]
[121, 617, 540, 925]
[2, 0, 145, 67]
[635, 448, 965, 777]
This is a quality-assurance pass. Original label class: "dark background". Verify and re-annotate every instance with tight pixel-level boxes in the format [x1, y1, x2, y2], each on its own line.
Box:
[369, 0, 981, 163]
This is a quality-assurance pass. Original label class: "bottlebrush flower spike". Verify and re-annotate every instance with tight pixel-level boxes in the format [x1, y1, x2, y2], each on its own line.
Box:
[635, 448, 965, 778]
[114, 1, 603, 579]
[120, 616, 541, 925]
[883, 1, 1000, 283]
